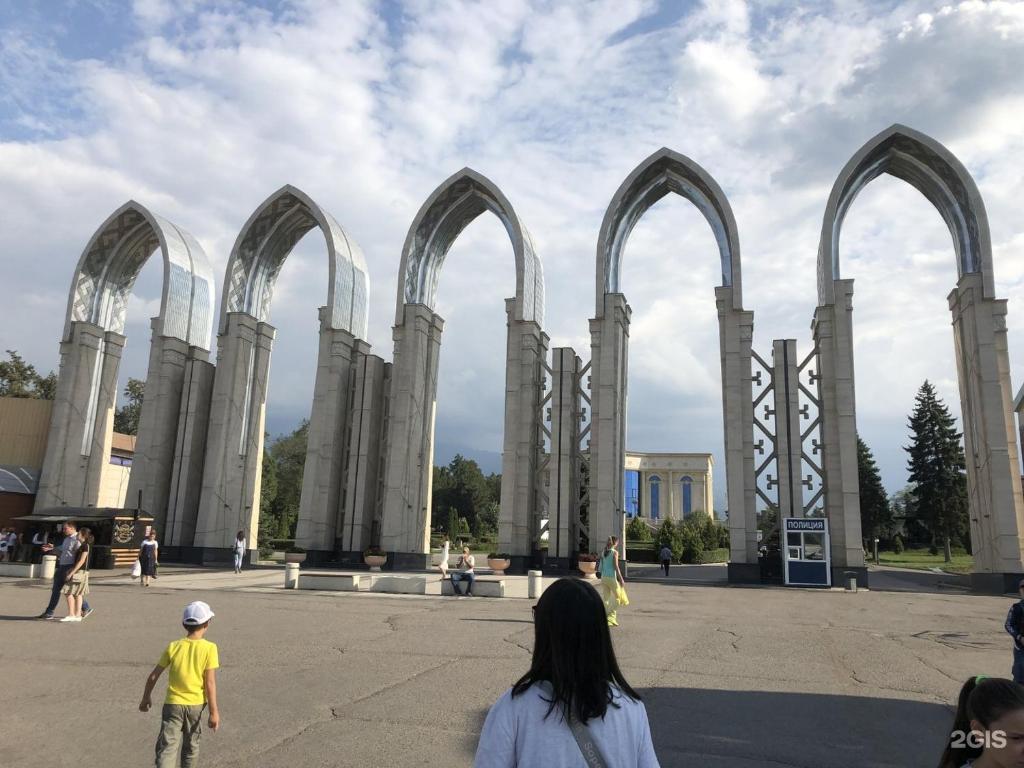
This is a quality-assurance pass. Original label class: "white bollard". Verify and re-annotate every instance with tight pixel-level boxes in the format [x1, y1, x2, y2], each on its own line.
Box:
[285, 562, 300, 589]
[528, 569, 543, 599]
[41, 554, 56, 581]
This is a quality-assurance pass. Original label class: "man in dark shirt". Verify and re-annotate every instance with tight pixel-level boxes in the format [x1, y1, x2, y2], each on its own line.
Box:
[1004, 579, 1024, 683]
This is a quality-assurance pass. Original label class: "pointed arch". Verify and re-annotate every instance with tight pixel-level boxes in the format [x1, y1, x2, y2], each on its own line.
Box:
[395, 168, 544, 326]
[817, 123, 993, 305]
[596, 147, 742, 314]
[221, 185, 369, 338]
[64, 201, 215, 350]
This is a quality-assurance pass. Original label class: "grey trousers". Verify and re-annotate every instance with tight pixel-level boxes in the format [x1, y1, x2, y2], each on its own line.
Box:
[155, 703, 204, 768]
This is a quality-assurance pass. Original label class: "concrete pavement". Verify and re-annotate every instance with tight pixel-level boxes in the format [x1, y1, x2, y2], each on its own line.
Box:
[0, 567, 1015, 767]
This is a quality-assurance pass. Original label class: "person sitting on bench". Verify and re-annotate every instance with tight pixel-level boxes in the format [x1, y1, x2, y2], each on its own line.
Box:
[451, 546, 475, 597]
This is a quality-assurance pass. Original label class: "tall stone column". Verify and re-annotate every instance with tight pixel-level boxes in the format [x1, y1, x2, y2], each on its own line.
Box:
[812, 279, 865, 583]
[193, 313, 274, 560]
[127, 318, 206, 533]
[771, 339, 804, 518]
[164, 351, 215, 553]
[718, 287, 758, 578]
[338, 348, 391, 561]
[499, 298, 549, 568]
[380, 304, 443, 567]
[36, 323, 124, 510]
[548, 347, 582, 566]
[588, 294, 630, 556]
[294, 308, 359, 560]
[949, 273, 1024, 590]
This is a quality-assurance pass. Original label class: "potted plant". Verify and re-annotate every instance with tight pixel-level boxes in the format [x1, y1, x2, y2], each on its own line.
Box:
[363, 546, 387, 571]
[284, 546, 306, 564]
[577, 552, 599, 579]
[487, 552, 512, 575]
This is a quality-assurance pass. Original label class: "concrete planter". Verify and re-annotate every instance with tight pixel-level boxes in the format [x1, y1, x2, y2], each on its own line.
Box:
[284, 552, 307, 564]
[0, 562, 36, 578]
[364, 554, 387, 572]
[487, 558, 511, 575]
[577, 560, 598, 579]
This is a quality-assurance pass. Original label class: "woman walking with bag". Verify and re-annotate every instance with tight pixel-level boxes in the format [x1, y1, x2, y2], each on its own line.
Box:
[600, 536, 626, 627]
[233, 531, 246, 574]
[474, 577, 659, 767]
[60, 527, 93, 623]
[138, 530, 158, 587]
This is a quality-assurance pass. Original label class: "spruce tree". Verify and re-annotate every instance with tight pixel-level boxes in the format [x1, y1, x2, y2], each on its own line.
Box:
[857, 436, 892, 550]
[904, 381, 969, 562]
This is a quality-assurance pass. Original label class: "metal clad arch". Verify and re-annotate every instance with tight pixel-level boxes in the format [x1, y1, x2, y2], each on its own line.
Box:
[220, 185, 369, 338]
[395, 168, 544, 326]
[597, 148, 742, 314]
[817, 124, 993, 305]
[64, 201, 215, 351]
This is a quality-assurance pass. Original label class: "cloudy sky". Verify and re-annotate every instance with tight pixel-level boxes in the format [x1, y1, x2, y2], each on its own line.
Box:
[2, 0, 1023, 506]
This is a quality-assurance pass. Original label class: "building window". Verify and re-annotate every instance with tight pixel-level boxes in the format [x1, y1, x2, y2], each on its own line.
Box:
[623, 470, 640, 517]
[681, 476, 693, 518]
[649, 475, 661, 520]
[109, 455, 133, 467]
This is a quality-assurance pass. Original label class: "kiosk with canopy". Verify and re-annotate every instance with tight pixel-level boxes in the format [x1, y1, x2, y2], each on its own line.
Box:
[783, 517, 831, 587]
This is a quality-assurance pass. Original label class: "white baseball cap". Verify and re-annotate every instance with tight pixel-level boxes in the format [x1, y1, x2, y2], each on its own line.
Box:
[182, 601, 215, 626]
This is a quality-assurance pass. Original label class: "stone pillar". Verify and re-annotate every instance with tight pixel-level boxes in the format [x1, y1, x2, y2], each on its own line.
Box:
[949, 273, 1024, 590]
[588, 294, 630, 557]
[338, 348, 391, 561]
[718, 287, 758, 580]
[812, 279, 866, 584]
[36, 323, 124, 511]
[164, 351, 215, 553]
[294, 308, 359, 561]
[193, 313, 274, 561]
[772, 339, 804, 518]
[380, 304, 443, 568]
[499, 298, 549, 568]
[126, 319, 206, 534]
[548, 347, 582, 567]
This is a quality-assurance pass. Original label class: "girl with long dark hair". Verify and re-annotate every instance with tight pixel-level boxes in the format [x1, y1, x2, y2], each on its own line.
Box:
[474, 577, 659, 767]
[938, 676, 1024, 767]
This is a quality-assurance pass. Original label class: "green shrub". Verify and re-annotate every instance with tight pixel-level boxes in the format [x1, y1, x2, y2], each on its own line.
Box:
[892, 534, 904, 554]
[679, 525, 705, 564]
[626, 516, 652, 542]
[701, 547, 729, 564]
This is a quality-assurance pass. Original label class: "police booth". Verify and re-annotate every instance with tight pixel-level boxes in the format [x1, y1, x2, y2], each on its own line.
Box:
[783, 517, 831, 587]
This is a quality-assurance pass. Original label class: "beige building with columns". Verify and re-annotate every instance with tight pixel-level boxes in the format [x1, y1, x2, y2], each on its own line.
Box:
[624, 452, 714, 522]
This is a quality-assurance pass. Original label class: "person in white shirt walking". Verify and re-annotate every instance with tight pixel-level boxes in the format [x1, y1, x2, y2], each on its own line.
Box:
[233, 531, 246, 574]
[474, 577, 660, 767]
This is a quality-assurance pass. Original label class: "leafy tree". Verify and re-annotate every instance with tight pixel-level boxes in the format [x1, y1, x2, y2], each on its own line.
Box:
[0, 350, 56, 399]
[905, 381, 969, 562]
[656, 519, 682, 561]
[257, 434, 279, 546]
[475, 500, 499, 538]
[430, 455, 492, 535]
[262, 420, 309, 539]
[113, 378, 145, 435]
[857, 436, 893, 549]
[626, 516, 652, 542]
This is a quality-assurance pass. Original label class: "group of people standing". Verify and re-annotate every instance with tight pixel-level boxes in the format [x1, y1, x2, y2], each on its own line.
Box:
[35, 520, 94, 622]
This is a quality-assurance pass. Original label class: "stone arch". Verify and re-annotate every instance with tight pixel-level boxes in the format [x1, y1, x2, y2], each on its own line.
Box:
[812, 124, 1023, 585]
[395, 168, 544, 326]
[221, 184, 369, 338]
[817, 123, 993, 305]
[587, 148, 755, 573]
[195, 186, 373, 556]
[38, 202, 215, 520]
[380, 169, 547, 562]
[596, 147, 743, 314]
[64, 200, 215, 350]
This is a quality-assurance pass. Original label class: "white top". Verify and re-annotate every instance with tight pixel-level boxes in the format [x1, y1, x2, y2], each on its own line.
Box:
[234, 538, 245, 555]
[474, 683, 659, 768]
[459, 554, 475, 573]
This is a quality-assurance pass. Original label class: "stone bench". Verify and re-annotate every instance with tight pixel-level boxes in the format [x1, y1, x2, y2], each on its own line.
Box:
[0, 562, 37, 578]
[298, 573, 364, 591]
[439, 576, 505, 598]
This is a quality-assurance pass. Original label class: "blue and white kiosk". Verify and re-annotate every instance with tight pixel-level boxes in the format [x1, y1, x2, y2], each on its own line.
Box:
[783, 517, 831, 587]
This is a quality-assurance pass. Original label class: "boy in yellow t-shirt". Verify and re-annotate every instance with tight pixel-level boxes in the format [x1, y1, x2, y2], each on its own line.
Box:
[140, 601, 221, 767]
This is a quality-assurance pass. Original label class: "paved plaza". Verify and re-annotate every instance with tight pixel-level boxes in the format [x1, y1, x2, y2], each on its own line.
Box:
[0, 566, 1015, 767]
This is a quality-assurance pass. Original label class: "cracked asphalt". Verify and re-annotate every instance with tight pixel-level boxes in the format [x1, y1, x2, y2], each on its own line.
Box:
[0, 567, 1015, 767]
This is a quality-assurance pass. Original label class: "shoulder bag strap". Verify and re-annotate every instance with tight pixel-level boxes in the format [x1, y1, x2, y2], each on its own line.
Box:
[567, 716, 610, 768]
